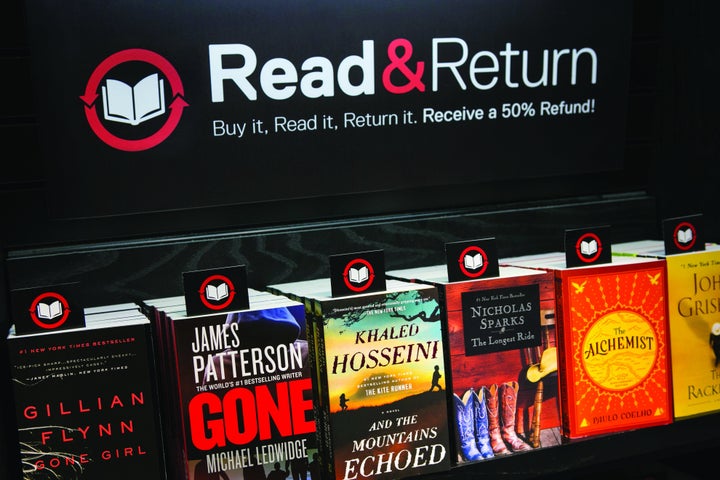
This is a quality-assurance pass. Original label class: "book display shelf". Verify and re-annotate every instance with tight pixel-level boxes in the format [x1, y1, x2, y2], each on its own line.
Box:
[2, 1, 720, 480]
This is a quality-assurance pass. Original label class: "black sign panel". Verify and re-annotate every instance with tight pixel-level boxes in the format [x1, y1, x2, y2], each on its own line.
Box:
[662, 214, 705, 255]
[25, 1, 633, 221]
[461, 284, 541, 355]
[564, 225, 612, 268]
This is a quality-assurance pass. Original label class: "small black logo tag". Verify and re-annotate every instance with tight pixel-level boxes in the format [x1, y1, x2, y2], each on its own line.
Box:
[11, 283, 85, 335]
[445, 238, 499, 282]
[663, 214, 705, 254]
[565, 226, 612, 268]
[183, 265, 249, 316]
[329, 249, 386, 297]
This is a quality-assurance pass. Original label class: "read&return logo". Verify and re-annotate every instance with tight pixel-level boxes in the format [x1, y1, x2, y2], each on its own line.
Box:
[208, 38, 598, 101]
[81, 38, 597, 150]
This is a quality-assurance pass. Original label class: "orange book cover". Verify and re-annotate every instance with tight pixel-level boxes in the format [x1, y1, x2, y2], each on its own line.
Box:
[615, 241, 720, 420]
[502, 253, 673, 439]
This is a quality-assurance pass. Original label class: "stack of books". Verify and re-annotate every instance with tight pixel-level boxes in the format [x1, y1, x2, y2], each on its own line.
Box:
[386, 263, 562, 465]
[268, 278, 453, 480]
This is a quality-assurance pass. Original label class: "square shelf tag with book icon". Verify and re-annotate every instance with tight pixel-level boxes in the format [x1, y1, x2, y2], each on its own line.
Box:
[388, 250, 562, 467]
[445, 237, 500, 282]
[564, 225, 612, 268]
[10, 283, 85, 335]
[329, 249, 386, 297]
[662, 213, 705, 255]
[182, 264, 250, 316]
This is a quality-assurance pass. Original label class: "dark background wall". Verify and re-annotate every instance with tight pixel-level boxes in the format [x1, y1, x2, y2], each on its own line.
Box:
[1, 2, 719, 479]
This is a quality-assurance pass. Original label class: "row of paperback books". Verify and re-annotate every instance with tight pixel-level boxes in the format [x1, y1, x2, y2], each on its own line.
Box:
[6, 231, 720, 480]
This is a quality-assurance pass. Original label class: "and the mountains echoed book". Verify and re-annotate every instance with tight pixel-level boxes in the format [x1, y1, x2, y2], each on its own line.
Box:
[268, 278, 452, 480]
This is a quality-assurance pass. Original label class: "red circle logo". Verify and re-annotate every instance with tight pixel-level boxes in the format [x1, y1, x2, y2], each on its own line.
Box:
[343, 258, 375, 292]
[80, 49, 188, 151]
[198, 274, 236, 310]
[458, 246, 489, 278]
[673, 222, 697, 251]
[28, 292, 71, 330]
[575, 232, 602, 263]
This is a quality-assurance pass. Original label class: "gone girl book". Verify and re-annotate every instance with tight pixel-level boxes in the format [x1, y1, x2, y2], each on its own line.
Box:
[6, 308, 167, 480]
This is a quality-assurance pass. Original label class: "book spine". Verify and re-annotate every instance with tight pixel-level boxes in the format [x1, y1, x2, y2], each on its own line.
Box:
[167, 317, 190, 480]
[314, 301, 335, 480]
[554, 273, 574, 439]
[436, 286, 460, 463]
[303, 300, 329, 480]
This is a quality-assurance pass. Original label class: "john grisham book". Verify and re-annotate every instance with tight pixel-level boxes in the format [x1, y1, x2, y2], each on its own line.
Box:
[387, 264, 562, 465]
[152, 291, 318, 480]
[269, 278, 452, 480]
[6, 309, 167, 480]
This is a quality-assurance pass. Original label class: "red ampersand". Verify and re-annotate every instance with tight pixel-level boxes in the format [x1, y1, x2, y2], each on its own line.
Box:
[382, 38, 425, 94]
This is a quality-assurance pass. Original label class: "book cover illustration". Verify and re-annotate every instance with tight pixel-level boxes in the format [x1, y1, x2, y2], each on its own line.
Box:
[6, 314, 167, 480]
[162, 296, 318, 480]
[102, 73, 166, 125]
[388, 265, 562, 466]
[614, 241, 720, 419]
[504, 253, 674, 439]
[310, 281, 452, 480]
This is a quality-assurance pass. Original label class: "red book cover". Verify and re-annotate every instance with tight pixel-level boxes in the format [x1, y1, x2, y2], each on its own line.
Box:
[502, 253, 673, 439]
[155, 292, 318, 480]
[388, 264, 561, 465]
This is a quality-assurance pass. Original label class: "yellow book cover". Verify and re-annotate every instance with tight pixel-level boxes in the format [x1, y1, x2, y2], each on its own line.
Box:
[664, 249, 720, 419]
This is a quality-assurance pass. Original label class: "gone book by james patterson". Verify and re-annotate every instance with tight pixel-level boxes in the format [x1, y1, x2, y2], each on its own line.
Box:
[268, 278, 452, 480]
[6, 306, 167, 480]
[150, 290, 318, 480]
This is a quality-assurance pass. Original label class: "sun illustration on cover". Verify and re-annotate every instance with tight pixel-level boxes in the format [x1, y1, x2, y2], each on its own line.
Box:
[323, 289, 443, 413]
[566, 267, 668, 429]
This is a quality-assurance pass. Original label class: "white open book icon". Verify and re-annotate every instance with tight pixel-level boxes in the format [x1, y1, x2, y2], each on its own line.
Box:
[101, 73, 166, 126]
[677, 228, 693, 244]
[580, 239, 598, 256]
[205, 282, 229, 302]
[348, 266, 369, 284]
[463, 252, 483, 270]
[36, 300, 62, 320]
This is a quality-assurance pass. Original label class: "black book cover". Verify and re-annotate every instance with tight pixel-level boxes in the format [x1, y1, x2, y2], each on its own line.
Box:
[6, 316, 167, 480]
